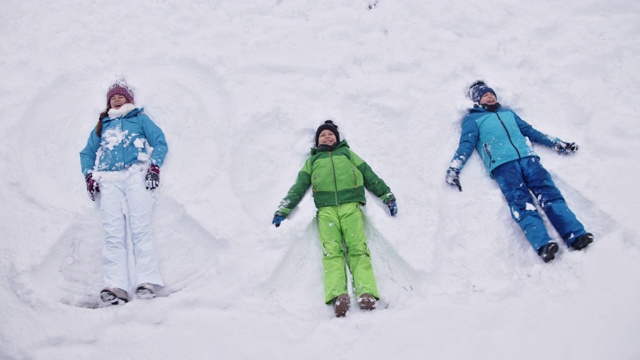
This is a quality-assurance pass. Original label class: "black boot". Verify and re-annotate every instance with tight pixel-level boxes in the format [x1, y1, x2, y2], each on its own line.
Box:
[537, 242, 559, 263]
[571, 233, 594, 250]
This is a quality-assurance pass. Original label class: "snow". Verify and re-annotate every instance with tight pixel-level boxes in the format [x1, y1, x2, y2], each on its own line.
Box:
[1, 0, 640, 359]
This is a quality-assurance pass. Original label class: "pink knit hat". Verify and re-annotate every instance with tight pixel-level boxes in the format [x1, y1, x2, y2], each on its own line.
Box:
[106, 81, 134, 103]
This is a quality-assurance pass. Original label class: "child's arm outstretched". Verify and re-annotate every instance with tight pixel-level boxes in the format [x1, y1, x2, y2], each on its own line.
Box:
[272, 160, 312, 227]
[513, 112, 578, 155]
[445, 116, 479, 192]
[348, 150, 397, 216]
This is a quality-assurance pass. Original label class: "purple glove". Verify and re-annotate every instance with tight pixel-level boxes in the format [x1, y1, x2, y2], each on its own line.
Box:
[146, 164, 160, 190]
[85, 173, 99, 201]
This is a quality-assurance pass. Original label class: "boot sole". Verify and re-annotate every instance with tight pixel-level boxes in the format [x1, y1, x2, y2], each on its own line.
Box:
[135, 290, 156, 299]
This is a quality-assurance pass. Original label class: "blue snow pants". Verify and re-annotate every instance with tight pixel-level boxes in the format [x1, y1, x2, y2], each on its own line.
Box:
[492, 156, 586, 251]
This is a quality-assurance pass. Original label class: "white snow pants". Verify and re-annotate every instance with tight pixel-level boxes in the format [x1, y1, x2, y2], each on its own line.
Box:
[99, 169, 164, 292]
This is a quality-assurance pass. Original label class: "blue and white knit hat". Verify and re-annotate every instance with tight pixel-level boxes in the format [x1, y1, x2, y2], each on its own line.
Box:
[468, 80, 496, 103]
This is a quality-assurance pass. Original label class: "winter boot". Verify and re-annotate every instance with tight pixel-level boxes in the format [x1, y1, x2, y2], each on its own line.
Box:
[571, 233, 594, 251]
[100, 287, 129, 305]
[358, 293, 376, 311]
[537, 242, 559, 263]
[135, 283, 156, 299]
[333, 293, 350, 318]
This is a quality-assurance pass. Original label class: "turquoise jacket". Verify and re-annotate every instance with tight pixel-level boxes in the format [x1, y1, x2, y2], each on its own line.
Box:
[80, 108, 168, 176]
[450, 105, 555, 174]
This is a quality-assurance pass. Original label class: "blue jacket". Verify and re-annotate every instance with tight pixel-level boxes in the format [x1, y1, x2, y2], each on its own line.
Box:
[80, 108, 168, 176]
[450, 105, 555, 175]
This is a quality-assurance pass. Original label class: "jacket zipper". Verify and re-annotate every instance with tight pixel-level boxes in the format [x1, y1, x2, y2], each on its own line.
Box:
[496, 113, 522, 159]
[352, 169, 358, 188]
[483, 143, 495, 164]
[329, 151, 339, 205]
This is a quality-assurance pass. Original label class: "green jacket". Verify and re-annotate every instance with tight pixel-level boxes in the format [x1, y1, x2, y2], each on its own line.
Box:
[276, 140, 394, 217]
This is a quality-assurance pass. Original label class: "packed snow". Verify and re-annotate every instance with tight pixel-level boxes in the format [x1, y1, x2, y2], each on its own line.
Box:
[1, 1, 640, 359]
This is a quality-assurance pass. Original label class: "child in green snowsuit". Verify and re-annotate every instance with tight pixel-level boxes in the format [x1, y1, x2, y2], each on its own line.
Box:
[272, 120, 397, 317]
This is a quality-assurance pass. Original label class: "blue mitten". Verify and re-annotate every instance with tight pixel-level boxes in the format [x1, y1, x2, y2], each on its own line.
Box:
[272, 215, 286, 228]
[386, 200, 398, 217]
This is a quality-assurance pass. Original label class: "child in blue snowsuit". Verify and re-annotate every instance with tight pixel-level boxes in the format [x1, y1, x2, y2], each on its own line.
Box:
[445, 81, 593, 262]
[80, 81, 168, 304]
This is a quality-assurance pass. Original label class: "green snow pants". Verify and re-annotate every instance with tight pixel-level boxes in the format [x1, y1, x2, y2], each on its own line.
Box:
[317, 202, 379, 304]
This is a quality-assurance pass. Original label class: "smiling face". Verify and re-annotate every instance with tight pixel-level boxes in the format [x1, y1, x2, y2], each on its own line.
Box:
[479, 92, 497, 105]
[109, 94, 129, 109]
[318, 129, 337, 146]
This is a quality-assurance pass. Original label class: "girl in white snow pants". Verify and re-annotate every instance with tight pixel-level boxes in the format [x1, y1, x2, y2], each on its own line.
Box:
[80, 80, 169, 304]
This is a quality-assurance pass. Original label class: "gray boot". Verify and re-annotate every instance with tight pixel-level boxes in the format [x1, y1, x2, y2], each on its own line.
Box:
[135, 283, 156, 299]
[100, 287, 129, 305]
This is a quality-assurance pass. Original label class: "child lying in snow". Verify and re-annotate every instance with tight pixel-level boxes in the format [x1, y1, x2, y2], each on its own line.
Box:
[445, 81, 593, 262]
[272, 120, 397, 317]
[80, 80, 168, 304]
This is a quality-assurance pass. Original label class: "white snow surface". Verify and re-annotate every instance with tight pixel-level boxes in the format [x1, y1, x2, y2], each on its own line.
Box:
[2, 1, 640, 359]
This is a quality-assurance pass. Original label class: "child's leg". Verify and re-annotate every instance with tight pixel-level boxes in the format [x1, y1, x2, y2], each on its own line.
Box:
[339, 203, 379, 300]
[521, 157, 587, 246]
[317, 206, 348, 304]
[125, 171, 164, 288]
[99, 179, 130, 291]
[493, 159, 552, 251]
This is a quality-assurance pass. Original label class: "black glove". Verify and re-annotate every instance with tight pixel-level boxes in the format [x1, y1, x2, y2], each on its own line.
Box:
[445, 167, 462, 192]
[553, 139, 578, 155]
[85, 173, 99, 201]
[146, 165, 160, 190]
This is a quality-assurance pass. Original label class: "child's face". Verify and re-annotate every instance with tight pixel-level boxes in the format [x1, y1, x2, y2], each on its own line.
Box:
[109, 94, 129, 109]
[318, 129, 337, 146]
[480, 92, 497, 105]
